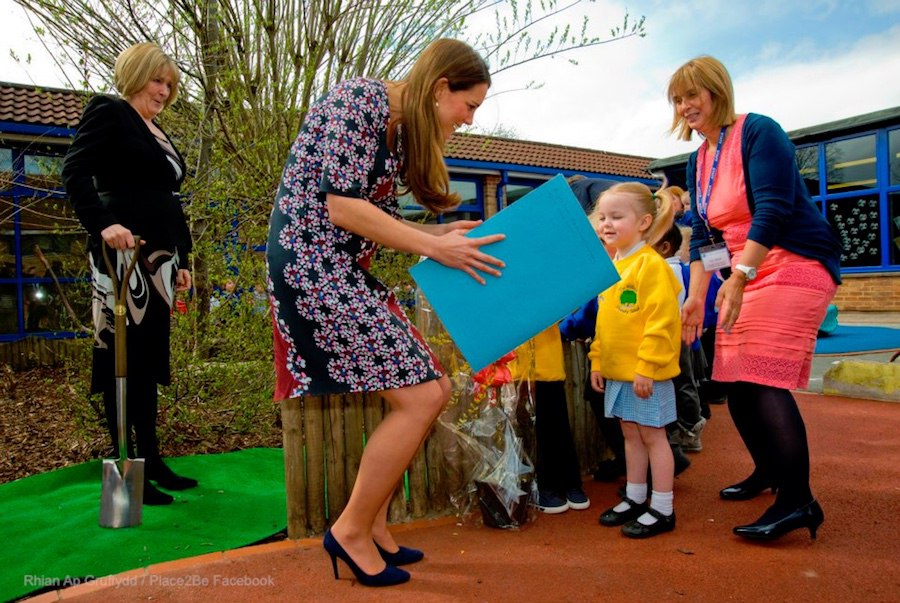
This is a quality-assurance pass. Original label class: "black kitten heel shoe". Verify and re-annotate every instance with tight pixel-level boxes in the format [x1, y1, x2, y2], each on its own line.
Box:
[323, 530, 410, 587]
[733, 500, 824, 541]
[719, 475, 777, 501]
[375, 542, 425, 566]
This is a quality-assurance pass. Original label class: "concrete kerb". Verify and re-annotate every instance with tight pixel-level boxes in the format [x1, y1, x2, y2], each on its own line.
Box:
[823, 357, 900, 402]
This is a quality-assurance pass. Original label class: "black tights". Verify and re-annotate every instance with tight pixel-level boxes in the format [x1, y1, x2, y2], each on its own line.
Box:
[726, 382, 813, 510]
[103, 373, 161, 464]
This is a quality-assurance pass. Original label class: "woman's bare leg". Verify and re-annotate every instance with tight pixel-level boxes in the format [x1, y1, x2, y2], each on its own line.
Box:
[371, 376, 450, 552]
[330, 377, 449, 573]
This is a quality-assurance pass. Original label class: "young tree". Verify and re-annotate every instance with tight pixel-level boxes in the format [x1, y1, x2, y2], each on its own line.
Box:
[14, 0, 645, 354]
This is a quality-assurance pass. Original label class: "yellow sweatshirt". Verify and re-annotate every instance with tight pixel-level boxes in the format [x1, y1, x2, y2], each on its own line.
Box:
[589, 244, 682, 381]
[509, 323, 566, 382]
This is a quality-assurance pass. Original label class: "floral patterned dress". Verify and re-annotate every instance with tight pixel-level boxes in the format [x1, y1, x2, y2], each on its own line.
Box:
[266, 78, 443, 399]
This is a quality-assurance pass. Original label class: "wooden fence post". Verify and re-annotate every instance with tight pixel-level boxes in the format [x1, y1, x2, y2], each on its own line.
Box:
[280, 397, 306, 539]
[304, 395, 327, 534]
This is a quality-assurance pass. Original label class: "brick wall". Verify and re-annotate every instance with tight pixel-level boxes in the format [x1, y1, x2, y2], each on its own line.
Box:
[832, 273, 900, 311]
[483, 175, 500, 219]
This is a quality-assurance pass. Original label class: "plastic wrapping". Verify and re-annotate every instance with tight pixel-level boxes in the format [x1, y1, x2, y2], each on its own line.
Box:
[417, 289, 538, 528]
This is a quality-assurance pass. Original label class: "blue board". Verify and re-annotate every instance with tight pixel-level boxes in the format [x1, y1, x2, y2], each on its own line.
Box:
[410, 174, 620, 372]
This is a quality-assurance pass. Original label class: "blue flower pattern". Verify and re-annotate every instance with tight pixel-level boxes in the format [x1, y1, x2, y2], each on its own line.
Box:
[267, 79, 441, 396]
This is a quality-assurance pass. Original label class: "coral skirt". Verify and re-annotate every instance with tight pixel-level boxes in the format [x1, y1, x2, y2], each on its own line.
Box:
[712, 249, 837, 390]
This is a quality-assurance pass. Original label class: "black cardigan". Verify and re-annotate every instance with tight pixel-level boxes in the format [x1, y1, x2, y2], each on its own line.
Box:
[62, 95, 191, 259]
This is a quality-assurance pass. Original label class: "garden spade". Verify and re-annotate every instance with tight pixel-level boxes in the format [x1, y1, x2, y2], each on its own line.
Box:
[99, 238, 144, 528]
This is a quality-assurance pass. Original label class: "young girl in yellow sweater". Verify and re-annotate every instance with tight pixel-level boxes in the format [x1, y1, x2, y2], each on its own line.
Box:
[589, 182, 682, 538]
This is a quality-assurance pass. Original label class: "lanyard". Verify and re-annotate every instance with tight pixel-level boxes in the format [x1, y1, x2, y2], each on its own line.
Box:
[696, 127, 727, 235]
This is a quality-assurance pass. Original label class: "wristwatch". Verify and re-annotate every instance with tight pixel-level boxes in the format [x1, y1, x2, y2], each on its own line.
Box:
[735, 264, 758, 281]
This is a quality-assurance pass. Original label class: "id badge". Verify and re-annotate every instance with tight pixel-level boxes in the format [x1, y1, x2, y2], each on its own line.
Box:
[699, 242, 731, 271]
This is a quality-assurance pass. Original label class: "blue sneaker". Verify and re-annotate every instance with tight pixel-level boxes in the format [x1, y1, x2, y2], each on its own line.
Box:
[537, 491, 569, 514]
[565, 488, 591, 510]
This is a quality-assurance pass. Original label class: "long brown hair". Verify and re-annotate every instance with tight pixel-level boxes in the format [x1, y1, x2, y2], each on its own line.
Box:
[396, 39, 490, 213]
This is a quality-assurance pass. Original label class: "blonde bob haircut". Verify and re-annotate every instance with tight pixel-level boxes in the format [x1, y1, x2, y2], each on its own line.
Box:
[667, 55, 736, 142]
[589, 181, 678, 248]
[114, 42, 181, 109]
[396, 38, 490, 214]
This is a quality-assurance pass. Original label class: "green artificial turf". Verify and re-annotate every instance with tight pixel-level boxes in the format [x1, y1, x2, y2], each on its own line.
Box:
[0, 448, 286, 602]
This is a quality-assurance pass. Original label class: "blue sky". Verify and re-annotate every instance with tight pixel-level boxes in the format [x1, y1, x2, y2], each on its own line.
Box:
[472, 0, 900, 157]
[2, 0, 899, 159]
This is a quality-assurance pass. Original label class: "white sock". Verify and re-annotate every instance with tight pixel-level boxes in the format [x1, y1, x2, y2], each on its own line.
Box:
[613, 482, 648, 512]
[638, 490, 674, 525]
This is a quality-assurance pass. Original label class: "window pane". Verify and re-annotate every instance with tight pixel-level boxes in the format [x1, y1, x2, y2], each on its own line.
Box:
[0, 232, 15, 277]
[506, 184, 535, 205]
[0, 283, 18, 333]
[24, 154, 64, 189]
[449, 180, 478, 206]
[890, 129, 900, 187]
[795, 145, 819, 197]
[825, 135, 876, 193]
[890, 193, 900, 266]
[441, 211, 482, 222]
[24, 280, 92, 333]
[21, 232, 89, 278]
[826, 195, 881, 267]
[0, 148, 12, 192]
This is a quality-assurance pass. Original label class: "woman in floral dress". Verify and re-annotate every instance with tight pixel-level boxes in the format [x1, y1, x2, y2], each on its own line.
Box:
[267, 39, 503, 586]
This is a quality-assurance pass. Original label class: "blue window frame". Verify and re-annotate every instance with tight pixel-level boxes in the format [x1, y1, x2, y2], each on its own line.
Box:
[795, 125, 900, 273]
[0, 143, 88, 341]
[399, 174, 485, 223]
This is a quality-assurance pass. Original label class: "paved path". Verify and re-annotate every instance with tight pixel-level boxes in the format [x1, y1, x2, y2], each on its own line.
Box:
[33, 390, 900, 603]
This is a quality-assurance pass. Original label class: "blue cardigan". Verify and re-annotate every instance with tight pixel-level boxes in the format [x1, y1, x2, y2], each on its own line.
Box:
[687, 113, 841, 284]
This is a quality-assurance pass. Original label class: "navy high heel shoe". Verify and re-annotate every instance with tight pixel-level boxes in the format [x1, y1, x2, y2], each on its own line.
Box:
[733, 499, 824, 541]
[375, 542, 425, 566]
[323, 529, 410, 587]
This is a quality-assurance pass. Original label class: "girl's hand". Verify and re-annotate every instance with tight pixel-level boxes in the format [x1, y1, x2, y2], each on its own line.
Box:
[716, 274, 746, 333]
[175, 269, 192, 292]
[100, 224, 135, 251]
[590, 371, 605, 393]
[429, 229, 505, 285]
[633, 374, 653, 399]
[681, 295, 704, 345]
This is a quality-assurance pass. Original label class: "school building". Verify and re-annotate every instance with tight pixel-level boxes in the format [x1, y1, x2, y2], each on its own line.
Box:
[1, 80, 899, 348]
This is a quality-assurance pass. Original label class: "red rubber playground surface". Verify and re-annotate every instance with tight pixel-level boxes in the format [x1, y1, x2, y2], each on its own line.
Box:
[30, 391, 900, 603]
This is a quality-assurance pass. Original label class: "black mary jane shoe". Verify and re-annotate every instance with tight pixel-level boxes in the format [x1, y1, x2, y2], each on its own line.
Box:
[375, 542, 425, 566]
[599, 497, 647, 527]
[148, 460, 198, 491]
[719, 475, 777, 501]
[733, 500, 824, 541]
[621, 508, 676, 539]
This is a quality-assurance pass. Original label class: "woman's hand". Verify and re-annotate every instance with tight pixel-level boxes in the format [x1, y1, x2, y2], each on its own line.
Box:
[716, 274, 746, 333]
[633, 374, 653, 399]
[681, 295, 704, 345]
[100, 224, 135, 250]
[175, 269, 192, 292]
[590, 371, 605, 393]
[429, 229, 505, 285]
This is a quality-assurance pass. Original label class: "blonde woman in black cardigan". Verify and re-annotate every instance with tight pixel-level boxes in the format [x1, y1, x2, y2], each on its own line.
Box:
[63, 42, 194, 506]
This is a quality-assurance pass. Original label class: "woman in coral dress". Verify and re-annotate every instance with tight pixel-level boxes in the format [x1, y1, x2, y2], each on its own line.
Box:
[668, 55, 841, 541]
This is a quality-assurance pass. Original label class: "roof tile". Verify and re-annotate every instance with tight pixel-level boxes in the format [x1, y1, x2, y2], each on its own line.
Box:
[0, 82, 655, 178]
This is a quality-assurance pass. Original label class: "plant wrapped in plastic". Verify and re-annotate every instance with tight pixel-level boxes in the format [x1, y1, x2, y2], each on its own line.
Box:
[416, 290, 537, 527]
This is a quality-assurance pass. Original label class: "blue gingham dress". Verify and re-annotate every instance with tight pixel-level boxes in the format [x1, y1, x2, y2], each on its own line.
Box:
[605, 379, 676, 428]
